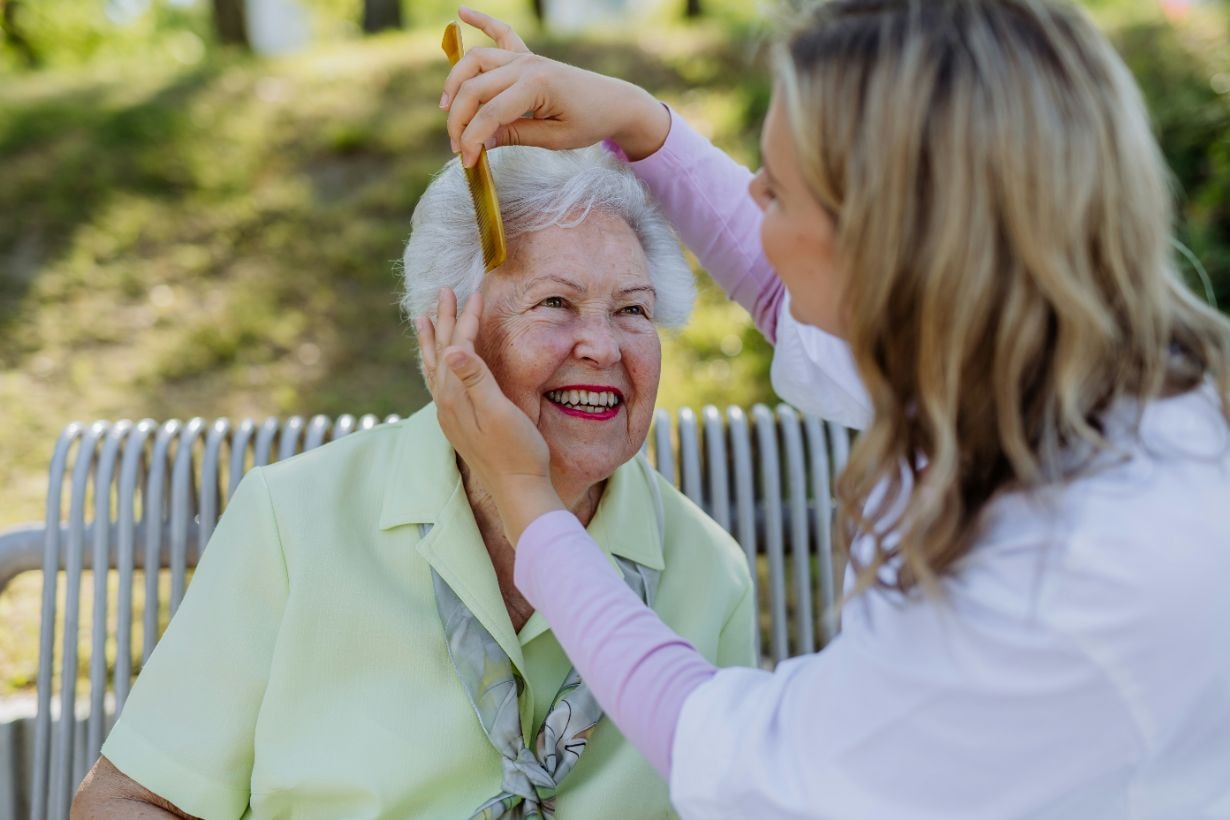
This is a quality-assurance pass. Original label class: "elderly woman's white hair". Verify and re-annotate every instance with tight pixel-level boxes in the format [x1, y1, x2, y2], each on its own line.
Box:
[401, 144, 695, 329]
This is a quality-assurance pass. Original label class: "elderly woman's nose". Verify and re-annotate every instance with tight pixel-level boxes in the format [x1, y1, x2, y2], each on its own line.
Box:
[573, 316, 622, 366]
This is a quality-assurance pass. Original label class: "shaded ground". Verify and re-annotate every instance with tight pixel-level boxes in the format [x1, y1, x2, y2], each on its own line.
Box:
[0, 22, 777, 694]
[4, 2, 1229, 698]
[0, 25, 777, 531]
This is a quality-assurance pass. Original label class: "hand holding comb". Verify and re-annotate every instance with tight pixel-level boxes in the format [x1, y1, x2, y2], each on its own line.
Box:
[442, 21, 507, 272]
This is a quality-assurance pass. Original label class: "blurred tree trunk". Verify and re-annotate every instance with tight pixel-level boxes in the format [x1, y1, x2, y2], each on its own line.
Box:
[685, 0, 702, 18]
[0, 0, 40, 67]
[363, 0, 403, 33]
[213, 0, 250, 47]
[531, 0, 545, 25]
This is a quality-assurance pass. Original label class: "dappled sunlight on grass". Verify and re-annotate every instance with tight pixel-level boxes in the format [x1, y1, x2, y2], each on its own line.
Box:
[4, 1, 1229, 703]
[0, 20, 777, 541]
[0, 16, 778, 697]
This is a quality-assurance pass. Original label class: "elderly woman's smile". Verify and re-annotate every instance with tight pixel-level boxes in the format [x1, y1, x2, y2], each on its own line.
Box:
[402, 144, 695, 524]
[74, 142, 759, 820]
[476, 210, 662, 501]
[544, 387, 623, 417]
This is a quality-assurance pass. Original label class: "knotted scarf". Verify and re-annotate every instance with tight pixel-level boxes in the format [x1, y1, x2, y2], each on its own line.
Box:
[425, 459, 665, 819]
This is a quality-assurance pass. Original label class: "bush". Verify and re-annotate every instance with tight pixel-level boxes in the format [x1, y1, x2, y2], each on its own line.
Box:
[0, 0, 214, 71]
[1114, 20, 1230, 308]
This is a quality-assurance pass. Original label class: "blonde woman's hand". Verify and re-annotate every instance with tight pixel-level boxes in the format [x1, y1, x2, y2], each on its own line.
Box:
[416, 288, 565, 544]
[442, 6, 671, 167]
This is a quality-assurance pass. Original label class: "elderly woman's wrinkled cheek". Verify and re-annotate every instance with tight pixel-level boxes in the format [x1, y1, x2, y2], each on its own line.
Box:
[598, 322, 661, 449]
[537, 336, 662, 496]
[478, 307, 663, 489]
[621, 324, 663, 412]
[474, 312, 589, 420]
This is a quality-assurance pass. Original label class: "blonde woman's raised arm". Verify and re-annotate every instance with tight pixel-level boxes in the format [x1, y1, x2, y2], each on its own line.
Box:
[440, 7, 670, 166]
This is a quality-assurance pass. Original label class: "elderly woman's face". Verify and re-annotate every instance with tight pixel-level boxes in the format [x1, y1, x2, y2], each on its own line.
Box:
[476, 211, 661, 492]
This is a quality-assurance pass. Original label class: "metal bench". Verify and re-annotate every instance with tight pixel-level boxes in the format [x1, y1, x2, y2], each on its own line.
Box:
[0, 405, 851, 820]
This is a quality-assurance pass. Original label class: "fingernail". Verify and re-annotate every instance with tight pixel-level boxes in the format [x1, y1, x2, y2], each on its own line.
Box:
[451, 138, 459, 153]
[439, 92, 449, 109]
[445, 350, 466, 369]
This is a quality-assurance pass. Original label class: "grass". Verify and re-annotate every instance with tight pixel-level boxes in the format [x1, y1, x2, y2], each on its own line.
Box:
[3, 0, 1226, 701]
[0, 20, 778, 531]
[0, 15, 777, 698]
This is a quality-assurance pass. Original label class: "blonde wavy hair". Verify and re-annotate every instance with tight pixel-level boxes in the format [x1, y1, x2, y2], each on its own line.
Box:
[775, 0, 1230, 593]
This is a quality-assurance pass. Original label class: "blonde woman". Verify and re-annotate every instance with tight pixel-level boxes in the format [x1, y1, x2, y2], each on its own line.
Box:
[420, 2, 1230, 817]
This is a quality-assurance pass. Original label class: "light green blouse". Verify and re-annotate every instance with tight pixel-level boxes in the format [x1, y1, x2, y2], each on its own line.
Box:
[102, 405, 756, 819]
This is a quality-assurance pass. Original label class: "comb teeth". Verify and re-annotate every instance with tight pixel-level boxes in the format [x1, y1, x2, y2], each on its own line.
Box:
[465, 153, 507, 272]
[442, 20, 507, 273]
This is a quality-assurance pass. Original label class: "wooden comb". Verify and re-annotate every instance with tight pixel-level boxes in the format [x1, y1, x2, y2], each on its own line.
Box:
[442, 21, 507, 272]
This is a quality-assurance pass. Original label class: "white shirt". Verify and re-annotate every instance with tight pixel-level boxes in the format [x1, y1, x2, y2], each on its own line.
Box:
[672, 311, 1230, 819]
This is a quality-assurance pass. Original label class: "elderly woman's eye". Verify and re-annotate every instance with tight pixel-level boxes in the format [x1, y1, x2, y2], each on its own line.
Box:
[621, 305, 649, 317]
[539, 296, 566, 309]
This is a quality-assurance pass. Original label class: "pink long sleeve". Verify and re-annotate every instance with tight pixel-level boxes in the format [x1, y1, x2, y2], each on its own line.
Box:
[513, 510, 716, 779]
[511, 110, 780, 780]
[626, 108, 785, 342]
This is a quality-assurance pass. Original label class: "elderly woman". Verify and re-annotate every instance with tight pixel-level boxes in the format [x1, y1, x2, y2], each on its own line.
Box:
[71, 146, 755, 819]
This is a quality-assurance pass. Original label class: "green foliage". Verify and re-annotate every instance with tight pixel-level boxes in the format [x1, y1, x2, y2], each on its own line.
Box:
[0, 0, 547, 73]
[1113, 20, 1230, 307]
[658, 277, 775, 412]
[3, 6, 1228, 538]
[0, 18, 778, 537]
[0, 0, 213, 71]
[2, 6, 1227, 523]
[1, 0, 1230, 699]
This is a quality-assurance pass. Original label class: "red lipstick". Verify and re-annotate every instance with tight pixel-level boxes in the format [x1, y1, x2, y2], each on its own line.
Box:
[545, 384, 624, 421]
